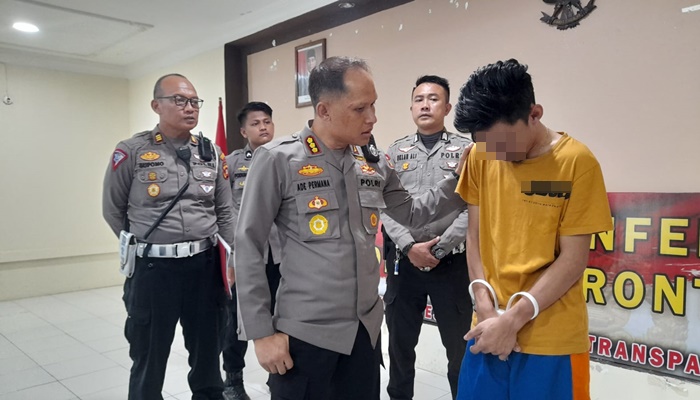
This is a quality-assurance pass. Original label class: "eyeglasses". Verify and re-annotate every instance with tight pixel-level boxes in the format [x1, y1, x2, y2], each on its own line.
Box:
[156, 95, 204, 109]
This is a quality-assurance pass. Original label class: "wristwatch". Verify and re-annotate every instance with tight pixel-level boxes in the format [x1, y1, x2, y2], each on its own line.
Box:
[431, 245, 447, 260]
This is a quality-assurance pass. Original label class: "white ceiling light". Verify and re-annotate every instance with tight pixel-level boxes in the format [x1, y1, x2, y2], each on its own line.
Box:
[12, 22, 39, 33]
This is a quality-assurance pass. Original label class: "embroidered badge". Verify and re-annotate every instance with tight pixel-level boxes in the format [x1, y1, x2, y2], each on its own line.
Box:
[154, 133, 164, 143]
[402, 162, 409, 171]
[360, 164, 376, 175]
[200, 184, 214, 194]
[351, 146, 362, 156]
[370, 213, 378, 228]
[148, 172, 157, 181]
[112, 149, 127, 171]
[245, 150, 253, 159]
[385, 153, 394, 168]
[308, 196, 329, 210]
[201, 171, 213, 178]
[222, 163, 230, 179]
[238, 181, 245, 187]
[298, 165, 324, 177]
[140, 151, 160, 161]
[447, 161, 458, 169]
[305, 136, 321, 154]
[445, 145, 461, 152]
[399, 145, 416, 153]
[219, 152, 225, 160]
[147, 183, 160, 197]
[309, 215, 329, 235]
[238, 166, 249, 172]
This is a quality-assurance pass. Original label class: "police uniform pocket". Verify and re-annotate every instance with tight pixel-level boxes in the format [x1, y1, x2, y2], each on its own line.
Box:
[124, 307, 151, 358]
[295, 192, 341, 241]
[136, 167, 168, 183]
[193, 166, 217, 198]
[358, 189, 385, 235]
[440, 161, 460, 179]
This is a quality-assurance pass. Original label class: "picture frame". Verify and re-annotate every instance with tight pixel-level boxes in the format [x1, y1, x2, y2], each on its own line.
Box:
[295, 39, 326, 108]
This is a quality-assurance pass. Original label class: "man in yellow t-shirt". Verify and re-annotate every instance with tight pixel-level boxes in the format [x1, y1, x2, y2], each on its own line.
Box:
[453, 59, 612, 400]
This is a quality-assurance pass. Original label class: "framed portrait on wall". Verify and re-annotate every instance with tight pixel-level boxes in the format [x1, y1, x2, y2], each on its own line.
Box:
[295, 39, 326, 108]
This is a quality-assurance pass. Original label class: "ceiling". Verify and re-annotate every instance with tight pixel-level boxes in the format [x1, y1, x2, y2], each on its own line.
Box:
[0, 0, 337, 78]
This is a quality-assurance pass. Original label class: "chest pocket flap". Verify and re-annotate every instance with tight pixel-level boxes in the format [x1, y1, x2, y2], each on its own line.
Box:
[137, 167, 168, 183]
[193, 166, 216, 182]
[295, 191, 341, 241]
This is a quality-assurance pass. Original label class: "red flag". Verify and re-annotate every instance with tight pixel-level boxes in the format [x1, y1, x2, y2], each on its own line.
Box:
[215, 97, 228, 155]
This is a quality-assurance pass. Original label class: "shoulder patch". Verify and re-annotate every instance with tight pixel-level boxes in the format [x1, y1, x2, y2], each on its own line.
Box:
[112, 149, 128, 171]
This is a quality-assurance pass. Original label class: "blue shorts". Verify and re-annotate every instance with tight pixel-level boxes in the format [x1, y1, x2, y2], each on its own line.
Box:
[456, 339, 590, 400]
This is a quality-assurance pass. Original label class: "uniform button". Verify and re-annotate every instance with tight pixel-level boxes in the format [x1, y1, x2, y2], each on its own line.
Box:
[185, 228, 190, 232]
[180, 172, 185, 176]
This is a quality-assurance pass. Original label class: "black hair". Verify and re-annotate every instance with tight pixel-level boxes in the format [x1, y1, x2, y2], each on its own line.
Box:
[413, 75, 450, 103]
[153, 73, 187, 98]
[308, 56, 370, 108]
[307, 49, 316, 60]
[454, 59, 535, 135]
[237, 102, 273, 125]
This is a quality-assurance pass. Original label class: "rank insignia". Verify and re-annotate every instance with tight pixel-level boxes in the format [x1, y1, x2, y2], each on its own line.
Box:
[200, 184, 214, 194]
[190, 136, 199, 145]
[351, 146, 362, 156]
[238, 166, 249, 172]
[154, 133, 164, 144]
[370, 213, 378, 228]
[298, 164, 324, 177]
[140, 151, 160, 161]
[385, 154, 394, 168]
[447, 161, 458, 169]
[308, 196, 329, 210]
[360, 164, 376, 175]
[147, 183, 160, 197]
[112, 149, 127, 171]
[305, 136, 322, 155]
[399, 145, 415, 153]
[245, 150, 253, 159]
[309, 215, 329, 235]
[402, 162, 409, 171]
[219, 152, 225, 160]
[148, 172, 157, 181]
[238, 181, 245, 187]
[445, 145, 461, 152]
[353, 155, 366, 162]
[222, 163, 230, 179]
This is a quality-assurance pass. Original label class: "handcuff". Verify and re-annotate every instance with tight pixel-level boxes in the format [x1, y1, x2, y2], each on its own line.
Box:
[468, 279, 539, 320]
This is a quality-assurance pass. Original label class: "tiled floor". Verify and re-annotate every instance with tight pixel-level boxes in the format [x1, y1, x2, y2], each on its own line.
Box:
[0, 286, 452, 399]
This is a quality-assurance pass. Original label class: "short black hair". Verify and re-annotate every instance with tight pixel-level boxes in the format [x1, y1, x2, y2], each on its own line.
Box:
[413, 75, 450, 103]
[309, 56, 370, 108]
[307, 49, 316, 60]
[153, 73, 187, 98]
[237, 102, 273, 125]
[454, 59, 535, 135]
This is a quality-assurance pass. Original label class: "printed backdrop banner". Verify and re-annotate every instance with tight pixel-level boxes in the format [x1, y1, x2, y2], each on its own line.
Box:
[587, 193, 700, 381]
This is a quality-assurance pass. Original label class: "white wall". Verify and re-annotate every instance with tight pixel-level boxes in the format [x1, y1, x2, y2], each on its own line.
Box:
[0, 64, 129, 300]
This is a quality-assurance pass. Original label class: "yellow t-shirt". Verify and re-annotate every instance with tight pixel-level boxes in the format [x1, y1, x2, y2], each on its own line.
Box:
[455, 132, 613, 355]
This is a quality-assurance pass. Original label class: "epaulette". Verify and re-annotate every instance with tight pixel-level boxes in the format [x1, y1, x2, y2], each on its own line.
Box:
[388, 134, 413, 149]
[230, 149, 244, 157]
[265, 134, 300, 150]
[453, 132, 473, 142]
[132, 130, 151, 139]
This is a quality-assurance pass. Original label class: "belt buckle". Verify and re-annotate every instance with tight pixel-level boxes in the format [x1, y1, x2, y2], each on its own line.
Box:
[175, 242, 192, 258]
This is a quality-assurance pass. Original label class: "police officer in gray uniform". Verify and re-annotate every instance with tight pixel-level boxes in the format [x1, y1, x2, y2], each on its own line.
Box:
[233, 57, 471, 400]
[222, 102, 282, 400]
[102, 73, 234, 400]
[382, 75, 473, 400]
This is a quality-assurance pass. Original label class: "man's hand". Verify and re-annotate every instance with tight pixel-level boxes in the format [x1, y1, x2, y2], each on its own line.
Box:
[455, 142, 474, 177]
[407, 237, 440, 270]
[465, 313, 523, 361]
[226, 267, 236, 288]
[254, 333, 294, 375]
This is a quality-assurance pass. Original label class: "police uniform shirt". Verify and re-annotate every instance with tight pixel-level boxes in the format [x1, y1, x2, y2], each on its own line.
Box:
[234, 123, 466, 355]
[225, 144, 282, 263]
[381, 131, 473, 252]
[103, 125, 235, 246]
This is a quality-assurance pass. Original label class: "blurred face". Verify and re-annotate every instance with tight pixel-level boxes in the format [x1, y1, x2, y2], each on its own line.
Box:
[473, 120, 532, 162]
[411, 82, 451, 134]
[151, 76, 199, 135]
[321, 68, 378, 148]
[241, 111, 274, 150]
[307, 55, 317, 71]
